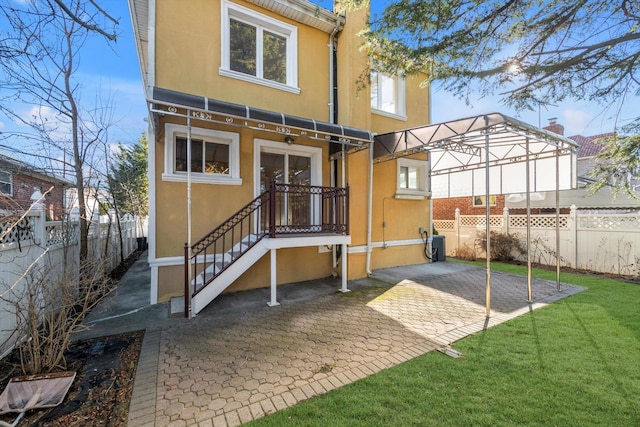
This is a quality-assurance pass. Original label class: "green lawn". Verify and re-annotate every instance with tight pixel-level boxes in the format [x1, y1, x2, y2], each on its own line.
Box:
[249, 262, 640, 426]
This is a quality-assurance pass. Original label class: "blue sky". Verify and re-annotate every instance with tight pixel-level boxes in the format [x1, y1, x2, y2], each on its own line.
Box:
[2, 0, 637, 149]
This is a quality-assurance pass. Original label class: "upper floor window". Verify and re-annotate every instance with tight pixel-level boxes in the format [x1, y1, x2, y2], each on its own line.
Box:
[221, 1, 299, 94]
[371, 70, 406, 119]
[473, 195, 497, 207]
[0, 170, 12, 196]
[163, 124, 242, 185]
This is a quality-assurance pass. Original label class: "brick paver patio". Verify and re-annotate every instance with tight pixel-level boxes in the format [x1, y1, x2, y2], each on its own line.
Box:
[128, 263, 583, 426]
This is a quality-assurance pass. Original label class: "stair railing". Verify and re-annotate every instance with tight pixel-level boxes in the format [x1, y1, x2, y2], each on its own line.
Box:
[184, 182, 349, 316]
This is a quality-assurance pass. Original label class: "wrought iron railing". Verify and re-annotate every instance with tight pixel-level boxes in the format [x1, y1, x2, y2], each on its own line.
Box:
[184, 182, 349, 316]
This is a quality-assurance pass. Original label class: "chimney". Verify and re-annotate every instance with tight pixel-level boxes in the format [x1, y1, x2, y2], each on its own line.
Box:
[543, 117, 564, 135]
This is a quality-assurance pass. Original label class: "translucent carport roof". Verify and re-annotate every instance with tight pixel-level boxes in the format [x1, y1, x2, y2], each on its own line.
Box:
[374, 113, 578, 198]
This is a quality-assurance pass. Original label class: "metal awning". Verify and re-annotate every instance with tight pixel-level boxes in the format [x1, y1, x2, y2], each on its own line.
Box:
[374, 113, 579, 198]
[375, 113, 580, 315]
[149, 87, 373, 149]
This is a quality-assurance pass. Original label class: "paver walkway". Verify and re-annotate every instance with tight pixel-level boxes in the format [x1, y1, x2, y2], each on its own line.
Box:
[127, 262, 583, 427]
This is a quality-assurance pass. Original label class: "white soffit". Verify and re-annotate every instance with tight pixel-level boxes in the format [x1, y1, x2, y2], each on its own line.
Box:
[374, 113, 579, 198]
[247, 0, 344, 33]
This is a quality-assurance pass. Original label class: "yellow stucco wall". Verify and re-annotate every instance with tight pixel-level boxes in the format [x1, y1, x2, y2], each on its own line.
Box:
[150, 0, 431, 301]
[157, 247, 335, 303]
[154, 0, 331, 121]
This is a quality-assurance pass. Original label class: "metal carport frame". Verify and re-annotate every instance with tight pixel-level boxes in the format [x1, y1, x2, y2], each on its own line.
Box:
[374, 113, 578, 316]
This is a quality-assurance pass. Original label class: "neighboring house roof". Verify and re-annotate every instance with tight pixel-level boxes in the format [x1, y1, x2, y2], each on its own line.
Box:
[0, 152, 73, 186]
[568, 132, 615, 158]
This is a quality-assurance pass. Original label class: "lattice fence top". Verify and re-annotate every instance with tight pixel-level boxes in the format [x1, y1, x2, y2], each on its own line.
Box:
[434, 220, 455, 231]
[509, 215, 569, 229]
[578, 215, 640, 231]
[459, 215, 503, 228]
[45, 222, 79, 247]
[0, 216, 32, 244]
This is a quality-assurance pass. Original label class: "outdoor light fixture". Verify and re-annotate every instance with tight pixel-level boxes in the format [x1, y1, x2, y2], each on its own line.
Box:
[284, 135, 294, 145]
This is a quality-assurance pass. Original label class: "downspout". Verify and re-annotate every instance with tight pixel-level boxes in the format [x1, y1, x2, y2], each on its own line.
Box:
[365, 140, 373, 276]
[329, 22, 340, 124]
[329, 21, 340, 270]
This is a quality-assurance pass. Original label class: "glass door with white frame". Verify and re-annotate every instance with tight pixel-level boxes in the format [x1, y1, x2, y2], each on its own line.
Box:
[258, 142, 320, 233]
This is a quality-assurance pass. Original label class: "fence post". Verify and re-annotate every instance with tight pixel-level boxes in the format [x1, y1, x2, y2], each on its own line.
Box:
[30, 190, 46, 246]
[502, 207, 509, 234]
[569, 204, 578, 268]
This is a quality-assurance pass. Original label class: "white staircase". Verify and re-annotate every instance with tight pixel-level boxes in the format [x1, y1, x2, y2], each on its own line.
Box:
[190, 234, 268, 315]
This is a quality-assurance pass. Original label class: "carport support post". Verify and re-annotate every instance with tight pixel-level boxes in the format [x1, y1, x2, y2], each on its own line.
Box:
[340, 243, 350, 293]
[555, 148, 561, 290]
[484, 125, 491, 317]
[267, 248, 280, 307]
[526, 137, 533, 303]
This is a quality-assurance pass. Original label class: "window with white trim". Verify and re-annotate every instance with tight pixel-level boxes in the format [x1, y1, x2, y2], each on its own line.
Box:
[371, 70, 406, 118]
[473, 195, 497, 207]
[221, 1, 298, 93]
[0, 170, 12, 195]
[163, 124, 241, 185]
[396, 158, 428, 198]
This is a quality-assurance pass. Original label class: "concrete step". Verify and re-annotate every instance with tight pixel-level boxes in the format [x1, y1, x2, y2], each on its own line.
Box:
[169, 296, 185, 318]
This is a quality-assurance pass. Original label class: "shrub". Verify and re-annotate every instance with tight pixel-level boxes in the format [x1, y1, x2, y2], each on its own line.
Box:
[476, 231, 526, 262]
[455, 244, 476, 261]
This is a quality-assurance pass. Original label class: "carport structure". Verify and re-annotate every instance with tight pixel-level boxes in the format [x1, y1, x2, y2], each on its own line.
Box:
[374, 113, 578, 315]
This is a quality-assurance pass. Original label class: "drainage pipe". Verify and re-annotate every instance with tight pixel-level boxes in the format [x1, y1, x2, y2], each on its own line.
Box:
[365, 142, 374, 276]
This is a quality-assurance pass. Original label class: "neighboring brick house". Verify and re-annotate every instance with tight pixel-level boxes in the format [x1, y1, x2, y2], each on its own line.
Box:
[433, 195, 506, 222]
[0, 153, 72, 220]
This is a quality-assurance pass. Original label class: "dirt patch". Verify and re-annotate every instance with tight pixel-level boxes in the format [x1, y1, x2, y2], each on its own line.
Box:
[0, 331, 143, 427]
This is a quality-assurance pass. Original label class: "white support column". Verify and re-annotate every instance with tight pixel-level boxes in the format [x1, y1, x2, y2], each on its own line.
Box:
[339, 243, 350, 293]
[267, 248, 280, 307]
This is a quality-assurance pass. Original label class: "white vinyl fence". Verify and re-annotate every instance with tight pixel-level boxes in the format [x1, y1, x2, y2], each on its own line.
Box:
[0, 195, 147, 358]
[435, 205, 640, 277]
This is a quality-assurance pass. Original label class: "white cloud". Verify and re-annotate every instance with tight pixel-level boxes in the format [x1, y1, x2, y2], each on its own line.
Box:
[561, 109, 593, 136]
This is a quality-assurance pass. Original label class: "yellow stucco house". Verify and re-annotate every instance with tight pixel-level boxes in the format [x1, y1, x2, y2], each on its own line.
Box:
[129, 0, 433, 315]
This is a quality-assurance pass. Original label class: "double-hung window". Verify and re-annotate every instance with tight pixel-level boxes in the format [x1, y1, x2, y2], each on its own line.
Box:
[163, 124, 241, 185]
[396, 158, 429, 199]
[0, 170, 12, 195]
[221, 1, 298, 93]
[371, 70, 406, 119]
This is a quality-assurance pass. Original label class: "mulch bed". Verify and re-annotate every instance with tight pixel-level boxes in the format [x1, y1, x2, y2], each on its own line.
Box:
[0, 331, 143, 427]
[0, 251, 146, 426]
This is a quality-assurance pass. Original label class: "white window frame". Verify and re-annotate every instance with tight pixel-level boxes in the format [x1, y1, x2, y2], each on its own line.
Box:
[253, 139, 322, 196]
[254, 139, 322, 228]
[163, 123, 242, 185]
[473, 195, 497, 207]
[371, 70, 406, 120]
[221, 0, 299, 94]
[0, 170, 12, 196]
[395, 158, 429, 199]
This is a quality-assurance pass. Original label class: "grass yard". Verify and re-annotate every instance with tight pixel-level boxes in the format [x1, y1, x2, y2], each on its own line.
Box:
[249, 262, 640, 426]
